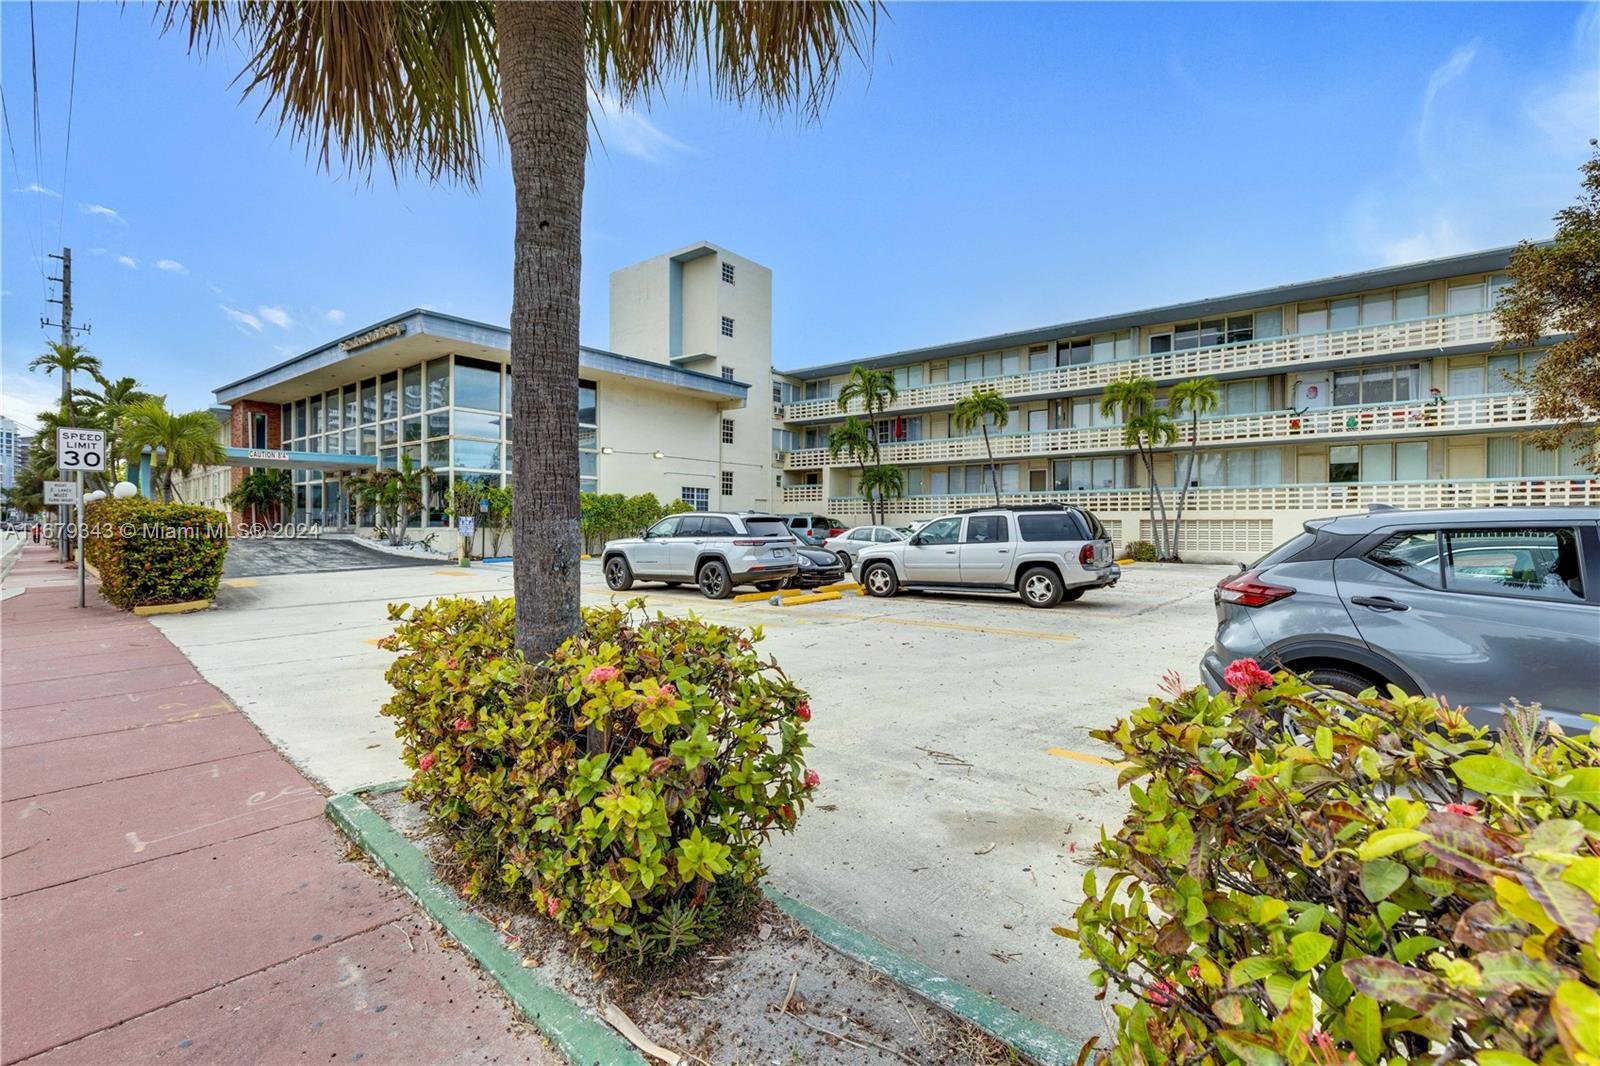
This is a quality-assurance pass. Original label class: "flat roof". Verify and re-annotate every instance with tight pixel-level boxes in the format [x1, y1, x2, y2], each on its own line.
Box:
[214, 309, 749, 405]
[778, 243, 1535, 380]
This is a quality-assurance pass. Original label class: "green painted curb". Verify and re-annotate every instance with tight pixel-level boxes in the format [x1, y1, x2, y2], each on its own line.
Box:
[326, 789, 645, 1066]
[762, 885, 1085, 1066]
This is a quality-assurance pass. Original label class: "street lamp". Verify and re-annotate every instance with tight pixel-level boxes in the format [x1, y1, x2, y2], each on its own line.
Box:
[84, 490, 107, 503]
[112, 481, 139, 499]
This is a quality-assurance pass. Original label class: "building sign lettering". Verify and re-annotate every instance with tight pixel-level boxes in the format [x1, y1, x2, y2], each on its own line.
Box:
[339, 323, 405, 351]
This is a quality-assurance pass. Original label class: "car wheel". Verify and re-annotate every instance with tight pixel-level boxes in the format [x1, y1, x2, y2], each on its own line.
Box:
[1303, 666, 1379, 698]
[604, 556, 634, 591]
[1060, 587, 1084, 602]
[697, 560, 732, 600]
[835, 551, 851, 571]
[862, 562, 898, 598]
[1019, 567, 1063, 608]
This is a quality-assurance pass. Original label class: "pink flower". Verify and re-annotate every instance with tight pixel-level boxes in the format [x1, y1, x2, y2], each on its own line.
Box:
[454, 718, 471, 731]
[418, 752, 436, 771]
[585, 665, 620, 685]
[780, 804, 795, 823]
[1145, 979, 1177, 1006]
[1223, 658, 1275, 695]
[1443, 802, 1478, 816]
[545, 895, 560, 918]
[656, 682, 677, 703]
[804, 769, 820, 790]
[1187, 964, 1202, 981]
[796, 701, 812, 721]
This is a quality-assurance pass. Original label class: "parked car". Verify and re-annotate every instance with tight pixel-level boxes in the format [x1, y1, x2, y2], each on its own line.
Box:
[822, 525, 907, 570]
[787, 534, 847, 589]
[783, 514, 846, 546]
[1199, 506, 1600, 732]
[854, 504, 1118, 608]
[601, 512, 798, 599]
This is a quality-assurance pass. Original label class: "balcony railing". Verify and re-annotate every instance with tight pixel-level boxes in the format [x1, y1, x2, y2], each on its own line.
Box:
[780, 309, 1502, 422]
[781, 392, 1543, 470]
[793, 476, 1599, 517]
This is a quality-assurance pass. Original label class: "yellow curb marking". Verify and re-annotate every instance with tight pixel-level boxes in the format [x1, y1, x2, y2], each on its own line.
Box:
[732, 587, 807, 603]
[817, 581, 861, 593]
[221, 578, 259, 588]
[133, 599, 212, 616]
[433, 570, 474, 578]
[1115, 559, 1135, 566]
[1047, 747, 1134, 769]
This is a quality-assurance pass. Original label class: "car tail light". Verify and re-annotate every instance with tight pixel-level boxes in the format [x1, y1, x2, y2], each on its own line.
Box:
[1078, 544, 1095, 566]
[828, 527, 844, 537]
[733, 539, 770, 546]
[1216, 568, 1295, 607]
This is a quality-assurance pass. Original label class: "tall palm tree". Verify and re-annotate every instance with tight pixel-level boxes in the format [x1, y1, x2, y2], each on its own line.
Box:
[226, 469, 294, 529]
[120, 399, 227, 502]
[828, 417, 874, 517]
[858, 465, 904, 521]
[1167, 376, 1220, 561]
[77, 375, 160, 491]
[29, 342, 103, 425]
[952, 388, 1010, 506]
[837, 365, 898, 521]
[1100, 377, 1178, 560]
[165, 2, 878, 660]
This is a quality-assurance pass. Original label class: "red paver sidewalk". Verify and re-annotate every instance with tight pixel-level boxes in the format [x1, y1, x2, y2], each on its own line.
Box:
[1, 546, 561, 1065]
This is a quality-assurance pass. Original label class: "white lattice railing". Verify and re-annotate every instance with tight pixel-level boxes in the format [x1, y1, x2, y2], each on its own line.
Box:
[781, 392, 1545, 470]
[781, 484, 825, 504]
[816, 477, 1600, 519]
[780, 310, 1502, 422]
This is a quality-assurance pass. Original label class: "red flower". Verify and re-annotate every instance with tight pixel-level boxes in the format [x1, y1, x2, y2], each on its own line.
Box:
[585, 665, 620, 685]
[1223, 658, 1275, 695]
[545, 895, 560, 918]
[796, 701, 812, 721]
[1145, 978, 1177, 1006]
[1443, 802, 1478, 816]
[446, 656, 458, 670]
[780, 804, 795, 823]
[804, 769, 820, 790]
[454, 718, 471, 731]
[418, 752, 436, 771]
[657, 682, 677, 702]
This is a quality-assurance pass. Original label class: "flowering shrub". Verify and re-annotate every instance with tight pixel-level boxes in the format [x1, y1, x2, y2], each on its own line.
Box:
[82, 497, 228, 610]
[1062, 665, 1600, 1066]
[379, 597, 814, 967]
[1125, 540, 1158, 563]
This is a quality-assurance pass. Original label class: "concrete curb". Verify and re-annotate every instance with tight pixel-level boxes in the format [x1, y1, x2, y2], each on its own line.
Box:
[762, 886, 1084, 1066]
[325, 788, 647, 1066]
[333, 781, 1083, 1066]
[132, 598, 213, 616]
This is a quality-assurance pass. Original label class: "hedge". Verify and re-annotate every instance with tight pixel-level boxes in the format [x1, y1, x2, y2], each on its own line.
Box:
[84, 497, 229, 610]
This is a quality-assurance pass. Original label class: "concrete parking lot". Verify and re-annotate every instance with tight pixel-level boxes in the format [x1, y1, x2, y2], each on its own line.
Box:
[153, 555, 1230, 1043]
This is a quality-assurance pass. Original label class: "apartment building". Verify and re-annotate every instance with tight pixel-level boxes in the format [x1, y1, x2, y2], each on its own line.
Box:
[772, 245, 1594, 560]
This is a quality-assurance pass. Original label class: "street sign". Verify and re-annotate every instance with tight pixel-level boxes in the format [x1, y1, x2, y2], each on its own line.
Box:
[56, 427, 107, 474]
[44, 480, 79, 505]
[457, 516, 476, 537]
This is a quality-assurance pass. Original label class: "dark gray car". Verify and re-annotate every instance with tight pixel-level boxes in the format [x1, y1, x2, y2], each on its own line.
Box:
[1200, 506, 1600, 732]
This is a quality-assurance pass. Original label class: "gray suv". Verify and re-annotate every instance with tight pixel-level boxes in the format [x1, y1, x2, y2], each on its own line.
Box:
[855, 505, 1118, 607]
[1201, 506, 1600, 732]
[602, 512, 799, 599]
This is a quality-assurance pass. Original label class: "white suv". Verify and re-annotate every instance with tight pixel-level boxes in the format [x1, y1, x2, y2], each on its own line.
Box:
[601, 512, 799, 599]
[854, 505, 1119, 608]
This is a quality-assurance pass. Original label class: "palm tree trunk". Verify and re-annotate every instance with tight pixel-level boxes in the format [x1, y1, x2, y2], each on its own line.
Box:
[1148, 450, 1174, 560]
[1172, 414, 1198, 561]
[982, 425, 1000, 506]
[499, 1, 587, 660]
[1138, 444, 1162, 559]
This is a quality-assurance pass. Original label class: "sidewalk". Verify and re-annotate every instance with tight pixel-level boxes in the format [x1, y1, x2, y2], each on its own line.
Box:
[1, 545, 560, 1065]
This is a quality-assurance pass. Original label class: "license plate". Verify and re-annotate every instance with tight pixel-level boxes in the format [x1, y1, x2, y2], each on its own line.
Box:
[771, 547, 789, 557]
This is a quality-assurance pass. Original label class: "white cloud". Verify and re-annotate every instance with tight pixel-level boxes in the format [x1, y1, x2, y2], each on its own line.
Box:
[117, 255, 138, 269]
[324, 308, 347, 325]
[80, 202, 126, 225]
[258, 305, 292, 329]
[0, 371, 69, 424]
[220, 305, 263, 332]
[1417, 41, 1478, 157]
[155, 259, 188, 274]
[13, 183, 59, 197]
[587, 88, 690, 164]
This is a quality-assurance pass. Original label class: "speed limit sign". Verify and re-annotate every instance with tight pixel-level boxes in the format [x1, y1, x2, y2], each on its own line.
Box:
[57, 427, 107, 473]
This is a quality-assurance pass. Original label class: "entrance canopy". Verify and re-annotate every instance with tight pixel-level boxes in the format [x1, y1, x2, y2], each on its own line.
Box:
[223, 447, 376, 472]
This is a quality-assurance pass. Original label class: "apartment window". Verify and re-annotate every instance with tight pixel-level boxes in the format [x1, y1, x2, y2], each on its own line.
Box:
[682, 486, 709, 512]
[1058, 338, 1092, 367]
[721, 261, 735, 285]
[1447, 280, 1487, 313]
[1255, 309, 1284, 338]
[1396, 286, 1429, 320]
[1028, 345, 1052, 371]
[718, 367, 735, 383]
[772, 384, 783, 404]
[892, 364, 925, 389]
[1223, 315, 1255, 344]
[1053, 457, 1120, 491]
[721, 316, 735, 338]
[721, 470, 734, 496]
[1332, 362, 1423, 406]
[721, 419, 735, 444]
[578, 380, 597, 426]
[1199, 447, 1282, 486]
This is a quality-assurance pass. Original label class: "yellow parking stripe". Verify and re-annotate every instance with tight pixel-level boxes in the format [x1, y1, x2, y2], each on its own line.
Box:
[869, 616, 1078, 642]
[433, 569, 473, 578]
[1046, 747, 1133, 769]
[221, 577, 259, 588]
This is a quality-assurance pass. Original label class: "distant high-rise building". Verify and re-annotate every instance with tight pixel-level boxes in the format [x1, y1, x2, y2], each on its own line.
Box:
[0, 416, 28, 493]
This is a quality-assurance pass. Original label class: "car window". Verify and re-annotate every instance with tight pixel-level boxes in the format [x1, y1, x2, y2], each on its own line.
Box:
[1076, 509, 1108, 540]
[1017, 513, 1077, 542]
[1443, 527, 1584, 602]
[742, 517, 788, 538]
[917, 517, 962, 545]
[873, 528, 899, 543]
[1252, 531, 1316, 570]
[965, 515, 1008, 543]
[789, 517, 807, 529]
[823, 518, 841, 528]
[676, 516, 704, 537]
[647, 516, 680, 538]
[1366, 530, 1443, 588]
[700, 516, 735, 536]
[848, 529, 873, 542]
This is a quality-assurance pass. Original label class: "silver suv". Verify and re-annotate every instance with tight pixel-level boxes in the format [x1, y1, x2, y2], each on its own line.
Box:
[1201, 506, 1599, 732]
[601, 512, 799, 599]
[854, 505, 1118, 608]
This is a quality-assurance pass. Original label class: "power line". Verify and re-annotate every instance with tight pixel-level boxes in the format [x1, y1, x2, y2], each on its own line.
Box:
[27, 1, 48, 302]
[57, 1, 80, 243]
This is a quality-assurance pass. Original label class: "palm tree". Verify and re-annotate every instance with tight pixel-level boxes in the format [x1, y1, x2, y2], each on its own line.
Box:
[77, 375, 160, 491]
[858, 465, 904, 521]
[226, 469, 294, 530]
[120, 399, 227, 502]
[828, 417, 874, 517]
[165, 2, 878, 660]
[837, 365, 898, 520]
[952, 388, 1010, 506]
[29, 342, 103, 425]
[1100, 377, 1179, 560]
[1167, 377, 1220, 561]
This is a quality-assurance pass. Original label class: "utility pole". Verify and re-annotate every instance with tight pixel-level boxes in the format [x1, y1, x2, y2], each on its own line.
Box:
[44, 247, 90, 564]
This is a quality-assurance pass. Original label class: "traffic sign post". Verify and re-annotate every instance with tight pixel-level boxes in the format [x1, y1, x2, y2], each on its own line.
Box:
[457, 515, 476, 568]
[43, 480, 80, 505]
[57, 428, 106, 609]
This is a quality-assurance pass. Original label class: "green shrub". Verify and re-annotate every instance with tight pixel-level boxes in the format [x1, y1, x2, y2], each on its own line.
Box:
[83, 497, 229, 609]
[380, 597, 815, 967]
[1064, 666, 1600, 1066]
[1124, 540, 1158, 562]
[579, 492, 692, 554]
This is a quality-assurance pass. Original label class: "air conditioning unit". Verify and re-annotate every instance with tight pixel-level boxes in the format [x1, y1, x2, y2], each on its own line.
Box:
[773, 450, 786, 464]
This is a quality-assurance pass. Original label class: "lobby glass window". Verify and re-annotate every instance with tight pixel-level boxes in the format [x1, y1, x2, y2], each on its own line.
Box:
[343, 429, 357, 455]
[360, 381, 376, 424]
[427, 411, 450, 438]
[360, 425, 377, 455]
[252, 413, 268, 449]
[455, 411, 502, 440]
[426, 358, 450, 409]
[403, 417, 422, 443]
[343, 386, 357, 427]
[380, 421, 397, 447]
[578, 380, 597, 426]
[281, 404, 292, 436]
[453, 438, 500, 470]
[454, 356, 502, 411]
[403, 366, 422, 415]
[380, 373, 399, 420]
[294, 400, 307, 438]
[426, 438, 449, 464]
[309, 396, 323, 435]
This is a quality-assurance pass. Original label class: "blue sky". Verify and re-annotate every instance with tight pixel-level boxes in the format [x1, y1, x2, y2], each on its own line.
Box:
[3, 2, 1595, 427]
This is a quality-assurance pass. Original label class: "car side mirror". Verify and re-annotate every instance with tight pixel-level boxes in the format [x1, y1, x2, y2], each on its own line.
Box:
[641, 528, 653, 539]
[909, 534, 922, 546]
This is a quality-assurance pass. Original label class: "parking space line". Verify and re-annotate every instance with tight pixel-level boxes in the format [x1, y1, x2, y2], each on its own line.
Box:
[1046, 747, 1132, 769]
[432, 569, 474, 578]
[854, 614, 1078, 642]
